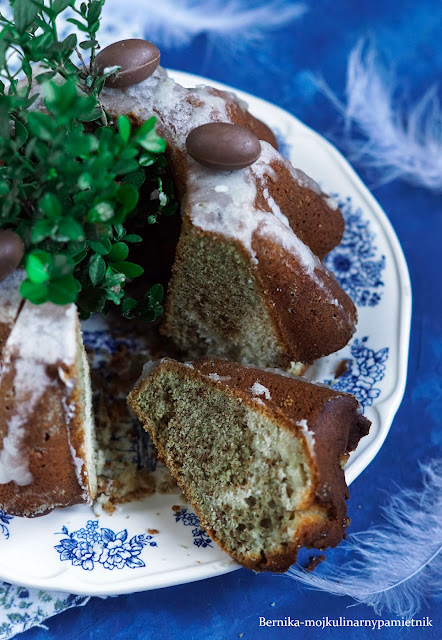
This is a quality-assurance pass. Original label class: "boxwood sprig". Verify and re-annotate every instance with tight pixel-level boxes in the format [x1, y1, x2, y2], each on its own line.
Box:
[0, 0, 177, 319]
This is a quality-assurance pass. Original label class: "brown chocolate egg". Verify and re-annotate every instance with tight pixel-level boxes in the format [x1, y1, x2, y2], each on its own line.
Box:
[95, 39, 160, 89]
[0, 230, 24, 283]
[186, 123, 261, 170]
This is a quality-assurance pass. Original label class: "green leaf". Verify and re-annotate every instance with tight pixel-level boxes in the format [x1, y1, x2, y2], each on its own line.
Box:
[113, 224, 124, 239]
[121, 171, 145, 190]
[51, 254, 75, 279]
[57, 218, 85, 241]
[124, 234, 142, 243]
[88, 1, 103, 22]
[20, 279, 48, 305]
[32, 219, 56, 243]
[26, 112, 56, 141]
[116, 183, 139, 213]
[137, 130, 166, 154]
[105, 288, 123, 305]
[135, 116, 156, 137]
[78, 108, 102, 123]
[14, 0, 40, 34]
[88, 253, 106, 285]
[78, 172, 93, 189]
[87, 202, 114, 223]
[121, 297, 137, 313]
[108, 242, 129, 263]
[147, 283, 164, 304]
[139, 152, 156, 167]
[79, 39, 97, 50]
[117, 115, 131, 143]
[48, 275, 81, 305]
[35, 71, 57, 84]
[66, 133, 99, 156]
[66, 17, 89, 32]
[52, 0, 73, 14]
[38, 193, 62, 218]
[135, 117, 166, 153]
[103, 271, 125, 288]
[14, 121, 28, 147]
[88, 238, 111, 255]
[112, 261, 144, 279]
[58, 33, 77, 53]
[26, 250, 52, 284]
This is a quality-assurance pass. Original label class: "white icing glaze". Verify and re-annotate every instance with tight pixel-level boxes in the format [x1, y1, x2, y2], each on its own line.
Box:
[100, 69, 344, 310]
[297, 418, 316, 452]
[250, 382, 271, 400]
[0, 302, 78, 487]
[325, 195, 339, 210]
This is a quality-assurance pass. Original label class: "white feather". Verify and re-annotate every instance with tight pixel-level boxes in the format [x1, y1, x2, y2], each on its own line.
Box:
[102, 0, 307, 49]
[285, 460, 442, 618]
[318, 40, 442, 192]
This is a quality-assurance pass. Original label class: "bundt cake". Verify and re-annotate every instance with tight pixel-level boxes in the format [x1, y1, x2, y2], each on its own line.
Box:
[100, 62, 357, 367]
[0, 40, 366, 566]
[128, 357, 370, 572]
[0, 298, 97, 517]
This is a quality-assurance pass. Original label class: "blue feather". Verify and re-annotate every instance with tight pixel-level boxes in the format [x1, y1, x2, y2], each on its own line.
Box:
[101, 0, 307, 49]
[285, 460, 442, 617]
[315, 40, 442, 192]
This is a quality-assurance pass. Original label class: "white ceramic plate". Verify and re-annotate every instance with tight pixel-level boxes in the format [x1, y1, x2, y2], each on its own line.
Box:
[0, 71, 411, 596]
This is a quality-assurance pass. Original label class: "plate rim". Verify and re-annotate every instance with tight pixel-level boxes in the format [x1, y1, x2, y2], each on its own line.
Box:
[0, 69, 412, 596]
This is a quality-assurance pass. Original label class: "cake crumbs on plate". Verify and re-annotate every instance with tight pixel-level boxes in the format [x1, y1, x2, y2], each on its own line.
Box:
[305, 554, 326, 572]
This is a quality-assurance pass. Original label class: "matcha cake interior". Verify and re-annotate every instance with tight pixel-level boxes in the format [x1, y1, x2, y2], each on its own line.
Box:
[129, 365, 329, 570]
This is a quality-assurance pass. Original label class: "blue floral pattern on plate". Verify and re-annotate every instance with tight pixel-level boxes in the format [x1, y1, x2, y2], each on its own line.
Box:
[0, 510, 13, 540]
[324, 196, 386, 306]
[54, 520, 157, 571]
[174, 509, 213, 548]
[326, 337, 389, 407]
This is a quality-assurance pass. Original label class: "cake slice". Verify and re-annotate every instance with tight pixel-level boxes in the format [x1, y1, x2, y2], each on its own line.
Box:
[100, 66, 357, 367]
[128, 357, 370, 572]
[0, 301, 97, 517]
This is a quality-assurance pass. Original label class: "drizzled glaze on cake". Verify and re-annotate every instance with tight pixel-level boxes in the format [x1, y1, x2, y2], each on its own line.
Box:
[101, 68, 357, 367]
[0, 302, 97, 516]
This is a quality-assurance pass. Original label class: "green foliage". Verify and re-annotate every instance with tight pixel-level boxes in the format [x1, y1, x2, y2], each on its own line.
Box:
[0, 0, 177, 320]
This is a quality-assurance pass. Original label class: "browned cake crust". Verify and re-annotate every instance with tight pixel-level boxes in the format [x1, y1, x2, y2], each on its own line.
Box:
[101, 69, 355, 366]
[192, 358, 370, 552]
[163, 217, 356, 366]
[254, 159, 344, 260]
[0, 303, 95, 517]
[251, 230, 356, 364]
[128, 357, 370, 572]
[0, 357, 88, 516]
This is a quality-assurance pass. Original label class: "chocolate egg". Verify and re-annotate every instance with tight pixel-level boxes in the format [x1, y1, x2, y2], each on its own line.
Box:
[186, 123, 261, 170]
[95, 39, 160, 89]
[0, 230, 24, 283]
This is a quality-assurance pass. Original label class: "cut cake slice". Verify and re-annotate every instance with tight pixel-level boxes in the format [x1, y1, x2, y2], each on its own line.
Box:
[128, 357, 370, 572]
[0, 301, 97, 517]
[100, 67, 357, 367]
